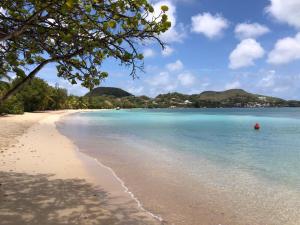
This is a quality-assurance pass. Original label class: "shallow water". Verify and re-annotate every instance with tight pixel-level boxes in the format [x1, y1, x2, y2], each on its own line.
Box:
[58, 108, 300, 225]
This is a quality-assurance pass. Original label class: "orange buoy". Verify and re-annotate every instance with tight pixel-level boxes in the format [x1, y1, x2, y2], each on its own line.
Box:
[254, 123, 260, 130]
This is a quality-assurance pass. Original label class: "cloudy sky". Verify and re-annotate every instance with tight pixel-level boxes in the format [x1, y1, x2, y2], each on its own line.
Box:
[40, 0, 300, 99]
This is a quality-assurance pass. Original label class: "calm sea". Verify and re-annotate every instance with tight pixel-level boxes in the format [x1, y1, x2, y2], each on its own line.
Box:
[58, 108, 300, 225]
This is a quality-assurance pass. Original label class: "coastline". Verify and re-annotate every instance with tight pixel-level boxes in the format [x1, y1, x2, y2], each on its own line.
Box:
[2, 109, 300, 225]
[0, 110, 162, 225]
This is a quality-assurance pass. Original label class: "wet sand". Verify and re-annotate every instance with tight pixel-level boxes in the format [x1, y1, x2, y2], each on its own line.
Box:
[0, 111, 161, 225]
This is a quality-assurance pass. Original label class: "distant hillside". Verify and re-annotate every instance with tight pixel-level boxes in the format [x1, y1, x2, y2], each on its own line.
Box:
[194, 89, 286, 107]
[197, 89, 251, 101]
[84, 88, 299, 109]
[155, 89, 288, 108]
[194, 89, 284, 102]
[86, 87, 133, 98]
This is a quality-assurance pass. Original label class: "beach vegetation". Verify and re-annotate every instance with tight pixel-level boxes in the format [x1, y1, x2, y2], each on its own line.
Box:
[0, 78, 70, 114]
[1, 78, 299, 115]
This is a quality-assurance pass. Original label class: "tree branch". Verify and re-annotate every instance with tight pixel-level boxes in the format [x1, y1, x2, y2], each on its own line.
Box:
[0, 48, 83, 104]
[0, 60, 50, 104]
[0, 3, 53, 42]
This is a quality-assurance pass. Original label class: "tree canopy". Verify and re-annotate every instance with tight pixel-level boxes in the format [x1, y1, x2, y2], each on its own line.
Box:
[0, 0, 171, 103]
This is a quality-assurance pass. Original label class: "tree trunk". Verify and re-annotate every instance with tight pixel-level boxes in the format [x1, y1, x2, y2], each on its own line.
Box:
[0, 49, 83, 105]
[0, 60, 51, 105]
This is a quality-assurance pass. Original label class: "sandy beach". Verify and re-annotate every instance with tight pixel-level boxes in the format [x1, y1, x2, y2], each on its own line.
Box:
[0, 111, 161, 225]
[2, 110, 300, 225]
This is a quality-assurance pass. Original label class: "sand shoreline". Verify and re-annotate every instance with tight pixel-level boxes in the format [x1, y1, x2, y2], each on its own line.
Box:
[4, 110, 299, 225]
[57, 115, 164, 222]
[0, 110, 161, 225]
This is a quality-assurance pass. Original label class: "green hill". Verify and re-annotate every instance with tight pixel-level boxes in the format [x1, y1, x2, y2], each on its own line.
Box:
[194, 89, 286, 107]
[193, 89, 283, 102]
[85, 87, 133, 98]
[155, 89, 288, 108]
[197, 89, 251, 101]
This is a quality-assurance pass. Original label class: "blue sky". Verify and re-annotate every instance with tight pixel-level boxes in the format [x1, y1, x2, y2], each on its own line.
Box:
[39, 0, 300, 100]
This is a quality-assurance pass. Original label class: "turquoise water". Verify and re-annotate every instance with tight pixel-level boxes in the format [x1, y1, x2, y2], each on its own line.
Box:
[58, 108, 300, 224]
[67, 108, 300, 190]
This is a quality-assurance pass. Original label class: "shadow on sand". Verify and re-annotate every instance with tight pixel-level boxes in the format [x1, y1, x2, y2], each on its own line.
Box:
[0, 171, 160, 225]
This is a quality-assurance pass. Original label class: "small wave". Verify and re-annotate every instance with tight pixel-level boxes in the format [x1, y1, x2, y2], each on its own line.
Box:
[73, 146, 164, 223]
[92, 157, 164, 222]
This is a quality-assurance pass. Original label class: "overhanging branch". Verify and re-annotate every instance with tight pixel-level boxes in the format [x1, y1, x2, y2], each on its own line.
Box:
[0, 49, 84, 103]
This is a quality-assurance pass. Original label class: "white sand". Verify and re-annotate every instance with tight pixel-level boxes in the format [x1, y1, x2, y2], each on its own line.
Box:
[0, 111, 161, 225]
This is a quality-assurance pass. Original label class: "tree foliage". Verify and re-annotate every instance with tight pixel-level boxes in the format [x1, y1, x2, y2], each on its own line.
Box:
[0, 78, 69, 114]
[0, 0, 171, 103]
[16, 78, 52, 111]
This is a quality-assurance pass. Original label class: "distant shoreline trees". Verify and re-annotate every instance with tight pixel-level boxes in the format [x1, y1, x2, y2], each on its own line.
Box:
[1, 78, 298, 115]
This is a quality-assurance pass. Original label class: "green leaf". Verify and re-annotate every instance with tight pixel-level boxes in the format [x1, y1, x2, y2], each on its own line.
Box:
[14, 68, 26, 78]
[161, 5, 169, 12]
[162, 14, 168, 22]
[117, 38, 123, 45]
[124, 52, 132, 61]
[93, 79, 100, 86]
[66, 0, 74, 8]
[85, 4, 92, 13]
[108, 20, 117, 29]
[148, 6, 154, 13]
[100, 72, 108, 78]
[137, 54, 144, 60]
[103, 22, 108, 31]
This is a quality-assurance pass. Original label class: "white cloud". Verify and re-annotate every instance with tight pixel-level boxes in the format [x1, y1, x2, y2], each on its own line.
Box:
[229, 39, 265, 69]
[255, 70, 294, 94]
[225, 81, 241, 90]
[191, 12, 229, 39]
[215, 70, 300, 99]
[177, 72, 196, 86]
[151, 1, 186, 43]
[145, 67, 200, 95]
[127, 86, 144, 96]
[166, 60, 184, 71]
[164, 84, 178, 92]
[257, 70, 276, 88]
[267, 33, 300, 65]
[235, 23, 270, 39]
[266, 0, 300, 29]
[143, 48, 156, 58]
[147, 71, 178, 93]
[147, 71, 173, 86]
[162, 46, 174, 56]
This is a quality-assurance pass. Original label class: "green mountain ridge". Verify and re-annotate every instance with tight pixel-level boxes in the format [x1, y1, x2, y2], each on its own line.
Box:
[86, 87, 298, 108]
[85, 87, 133, 98]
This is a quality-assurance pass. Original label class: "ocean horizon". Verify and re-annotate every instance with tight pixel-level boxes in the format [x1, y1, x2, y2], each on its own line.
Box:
[58, 108, 300, 225]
